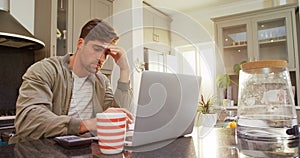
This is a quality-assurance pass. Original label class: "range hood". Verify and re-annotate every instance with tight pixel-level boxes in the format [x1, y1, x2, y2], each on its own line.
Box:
[0, 0, 44, 50]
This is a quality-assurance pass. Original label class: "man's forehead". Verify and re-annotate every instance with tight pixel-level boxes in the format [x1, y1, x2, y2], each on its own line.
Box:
[88, 40, 111, 47]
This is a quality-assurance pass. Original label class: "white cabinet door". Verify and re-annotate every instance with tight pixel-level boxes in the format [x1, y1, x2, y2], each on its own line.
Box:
[143, 6, 171, 52]
[71, 0, 112, 53]
[34, 0, 58, 60]
[252, 10, 295, 69]
[72, 0, 91, 52]
[216, 19, 252, 74]
[91, 0, 112, 21]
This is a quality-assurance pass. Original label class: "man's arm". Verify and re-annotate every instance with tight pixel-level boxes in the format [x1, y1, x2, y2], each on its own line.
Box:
[106, 46, 133, 111]
[11, 60, 80, 143]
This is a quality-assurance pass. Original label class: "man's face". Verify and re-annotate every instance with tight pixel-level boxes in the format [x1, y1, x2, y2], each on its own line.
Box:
[77, 39, 110, 74]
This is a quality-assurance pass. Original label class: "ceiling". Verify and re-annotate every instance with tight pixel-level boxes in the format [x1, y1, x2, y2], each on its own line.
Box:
[144, 0, 244, 14]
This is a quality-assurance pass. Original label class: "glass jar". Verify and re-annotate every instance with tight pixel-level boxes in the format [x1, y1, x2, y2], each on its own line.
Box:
[237, 60, 299, 140]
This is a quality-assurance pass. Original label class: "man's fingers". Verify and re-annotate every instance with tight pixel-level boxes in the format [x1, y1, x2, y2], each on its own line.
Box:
[104, 108, 134, 124]
[108, 50, 121, 62]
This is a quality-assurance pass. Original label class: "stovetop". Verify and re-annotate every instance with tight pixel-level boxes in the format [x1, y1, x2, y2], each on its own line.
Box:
[0, 116, 15, 130]
[0, 109, 16, 129]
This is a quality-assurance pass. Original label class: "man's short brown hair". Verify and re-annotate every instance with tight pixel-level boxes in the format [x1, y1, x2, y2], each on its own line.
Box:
[79, 19, 119, 44]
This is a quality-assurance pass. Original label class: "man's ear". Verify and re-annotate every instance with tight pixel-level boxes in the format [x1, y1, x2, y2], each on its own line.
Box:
[77, 38, 84, 50]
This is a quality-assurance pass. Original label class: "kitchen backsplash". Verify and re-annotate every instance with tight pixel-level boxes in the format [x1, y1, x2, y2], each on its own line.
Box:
[0, 46, 34, 115]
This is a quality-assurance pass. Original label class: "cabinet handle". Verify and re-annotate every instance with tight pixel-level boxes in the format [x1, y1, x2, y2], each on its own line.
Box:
[52, 45, 56, 56]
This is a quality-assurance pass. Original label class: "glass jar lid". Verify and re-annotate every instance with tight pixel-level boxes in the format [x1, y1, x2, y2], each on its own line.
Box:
[241, 60, 287, 70]
[241, 60, 287, 74]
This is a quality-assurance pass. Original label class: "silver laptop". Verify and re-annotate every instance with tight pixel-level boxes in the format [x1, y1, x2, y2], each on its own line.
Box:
[125, 71, 201, 148]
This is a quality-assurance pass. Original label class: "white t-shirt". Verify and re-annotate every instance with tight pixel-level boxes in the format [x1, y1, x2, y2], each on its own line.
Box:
[68, 72, 93, 120]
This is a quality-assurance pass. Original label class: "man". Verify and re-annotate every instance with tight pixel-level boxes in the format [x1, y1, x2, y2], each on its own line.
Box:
[9, 19, 133, 143]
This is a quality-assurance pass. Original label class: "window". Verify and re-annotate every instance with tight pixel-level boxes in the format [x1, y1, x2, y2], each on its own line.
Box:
[177, 43, 216, 97]
[181, 50, 198, 75]
[176, 46, 199, 76]
[148, 51, 165, 72]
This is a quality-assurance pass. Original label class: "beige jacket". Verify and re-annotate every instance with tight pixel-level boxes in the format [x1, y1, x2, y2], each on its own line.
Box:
[9, 54, 132, 143]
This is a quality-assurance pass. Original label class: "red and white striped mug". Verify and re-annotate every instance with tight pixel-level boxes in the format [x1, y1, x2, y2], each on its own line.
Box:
[97, 112, 127, 154]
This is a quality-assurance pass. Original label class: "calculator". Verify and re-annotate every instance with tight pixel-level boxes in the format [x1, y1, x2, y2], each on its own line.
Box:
[53, 135, 93, 148]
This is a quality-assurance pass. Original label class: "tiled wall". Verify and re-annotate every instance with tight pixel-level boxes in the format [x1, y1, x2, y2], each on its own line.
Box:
[0, 47, 34, 114]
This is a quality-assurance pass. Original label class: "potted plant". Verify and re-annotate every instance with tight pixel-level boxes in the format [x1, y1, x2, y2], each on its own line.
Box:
[216, 61, 246, 90]
[233, 61, 247, 75]
[195, 95, 218, 127]
[215, 61, 246, 105]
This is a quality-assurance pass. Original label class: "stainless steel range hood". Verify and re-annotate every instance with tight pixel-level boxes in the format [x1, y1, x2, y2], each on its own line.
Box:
[0, 0, 44, 50]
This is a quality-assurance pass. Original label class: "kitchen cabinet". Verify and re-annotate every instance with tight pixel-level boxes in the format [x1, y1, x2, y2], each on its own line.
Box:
[212, 4, 299, 105]
[212, 4, 298, 74]
[56, 0, 68, 56]
[143, 3, 172, 73]
[143, 4, 172, 53]
[34, 0, 59, 61]
[70, 0, 112, 53]
[34, 0, 112, 61]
